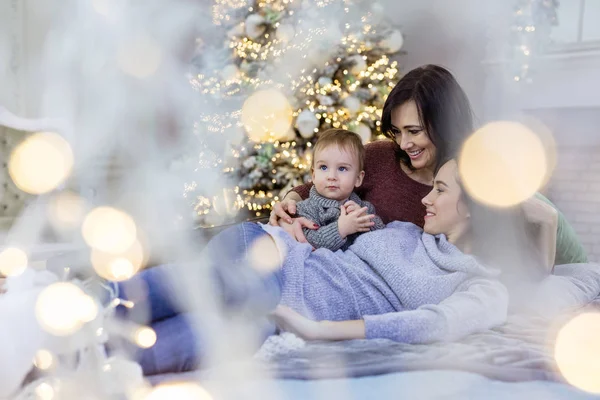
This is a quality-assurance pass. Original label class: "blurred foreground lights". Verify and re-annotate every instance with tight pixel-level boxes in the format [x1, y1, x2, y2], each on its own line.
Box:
[248, 235, 283, 273]
[117, 34, 162, 79]
[144, 382, 212, 400]
[82, 207, 137, 254]
[48, 191, 86, 231]
[0, 247, 28, 277]
[35, 382, 55, 400]
[33, 350, 54, 370]
[555, 312, 600, 394]
[8, 132, 74, 195]
[35, 283, 98, 336]
[242, 89, 293, 142]
[459, 121, 547, 208]
[134, 326, 157, 348]
[91, 240, 145, 281]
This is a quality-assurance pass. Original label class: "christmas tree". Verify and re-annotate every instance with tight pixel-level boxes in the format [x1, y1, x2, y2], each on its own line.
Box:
[185, 0, 404, 226]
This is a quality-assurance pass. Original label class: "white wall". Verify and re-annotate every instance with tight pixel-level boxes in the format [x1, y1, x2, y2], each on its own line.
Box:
[380, 0, 511, 122]
[0, 1, 25, 113]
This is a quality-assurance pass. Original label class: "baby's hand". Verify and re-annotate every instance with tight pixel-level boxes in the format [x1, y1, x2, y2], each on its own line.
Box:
[343, 200, 360, 214]
[338, 205, 375, 238]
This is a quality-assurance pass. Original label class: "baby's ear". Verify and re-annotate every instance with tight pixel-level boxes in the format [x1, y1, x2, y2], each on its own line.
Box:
[355, 170, 365, 187]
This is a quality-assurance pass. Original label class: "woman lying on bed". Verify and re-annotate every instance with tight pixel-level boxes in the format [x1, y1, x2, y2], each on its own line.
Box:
[117, 158, 510, 375]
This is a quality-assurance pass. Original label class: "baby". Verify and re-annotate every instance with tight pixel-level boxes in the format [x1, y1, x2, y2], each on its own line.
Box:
[295, 129, 385, 251]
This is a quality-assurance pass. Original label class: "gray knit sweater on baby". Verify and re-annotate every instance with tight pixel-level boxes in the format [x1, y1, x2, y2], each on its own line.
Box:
[261, 221, 509, 343]
[295, 186, 385, 251]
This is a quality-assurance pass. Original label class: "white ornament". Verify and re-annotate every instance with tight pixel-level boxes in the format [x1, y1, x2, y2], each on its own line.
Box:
[296, 109, 319, 139]
[317, 95, 334, 106]
[349, 55, 367, 74]
[245, 14, 267, 40]
[344, 96, 362, 114]
[221, 64, 240, 81]
[318, 76, 333, 87]
[355, 123, 372, 144]
[276, 24, 295, 43]
[380, 30, 404, 53]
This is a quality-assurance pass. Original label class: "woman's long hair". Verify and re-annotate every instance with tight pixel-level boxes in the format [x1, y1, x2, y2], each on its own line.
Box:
[381, 65, 475, 171]
[439, 158, 546, 284]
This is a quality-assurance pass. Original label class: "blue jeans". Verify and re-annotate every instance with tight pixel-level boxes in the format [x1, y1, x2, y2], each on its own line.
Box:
[116, 222, 282, 375]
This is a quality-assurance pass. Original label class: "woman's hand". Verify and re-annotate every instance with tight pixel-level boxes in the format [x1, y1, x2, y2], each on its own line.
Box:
[270, 305, 366, 341]
[277, 217, 319, 244]
[269, 192, 318, 243]
[269, 193, 303, 225]
[270, 305, 324, 340]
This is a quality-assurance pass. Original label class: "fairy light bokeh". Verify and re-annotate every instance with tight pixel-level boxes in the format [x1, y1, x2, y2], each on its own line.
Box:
[91, 240, 146, 281]
[8, 132, 74, 195]
[33, 349, 55, 371]
[555, 312, 600, 394]
[0, 247, 28, 277]
[459, 121, 548, 208]
[144, 382, 213, 400]
[133, 326, 157, 349]
[35, 282, 97, 336]
[82, 207, 138, 255]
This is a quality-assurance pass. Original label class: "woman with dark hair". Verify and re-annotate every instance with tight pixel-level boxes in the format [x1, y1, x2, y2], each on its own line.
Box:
[270, 64, 586, 269]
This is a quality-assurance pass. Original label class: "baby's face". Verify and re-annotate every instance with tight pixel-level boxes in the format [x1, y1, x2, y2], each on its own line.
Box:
[312, 145, 364, 201]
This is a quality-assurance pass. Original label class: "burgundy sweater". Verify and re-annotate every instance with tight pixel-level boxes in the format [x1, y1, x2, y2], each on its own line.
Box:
[292, 140, 432, 227]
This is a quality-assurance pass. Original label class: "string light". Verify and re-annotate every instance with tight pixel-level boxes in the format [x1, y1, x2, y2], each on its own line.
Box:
[510, 0, 559, 82]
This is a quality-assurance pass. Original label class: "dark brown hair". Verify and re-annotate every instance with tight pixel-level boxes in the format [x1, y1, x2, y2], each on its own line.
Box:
[382, 65, 474, 171]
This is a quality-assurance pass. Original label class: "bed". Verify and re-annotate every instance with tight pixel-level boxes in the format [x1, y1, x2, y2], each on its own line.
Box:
[150, 263, 600, 399]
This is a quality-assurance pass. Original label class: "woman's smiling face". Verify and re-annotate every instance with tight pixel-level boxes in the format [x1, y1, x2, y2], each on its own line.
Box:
[390, 100, 437, 172]
[421, 160, 470, 244]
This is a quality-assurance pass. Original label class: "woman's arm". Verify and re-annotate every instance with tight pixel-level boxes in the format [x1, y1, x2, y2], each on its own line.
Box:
[363, 278, 508, 344]
[271, 306, 365, 340]
[522, 195, 558, 271]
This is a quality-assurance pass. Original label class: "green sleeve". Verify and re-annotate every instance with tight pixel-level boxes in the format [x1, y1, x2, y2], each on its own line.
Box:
[534, 193, 588, 265]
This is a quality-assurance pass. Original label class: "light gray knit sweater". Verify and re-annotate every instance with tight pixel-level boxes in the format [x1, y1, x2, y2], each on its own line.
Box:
[295, 186, 385, 251]
[262, 221, 509, 343]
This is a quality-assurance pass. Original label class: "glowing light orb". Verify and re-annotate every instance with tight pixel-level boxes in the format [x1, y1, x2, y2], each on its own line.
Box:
[241, 89, 293, 142]
[8, 132, 73, 195]
[33, 350, 54, 370]
[459, 121, 547, 208]
[248, 235, 283, 273]
[555, 312, 600, 394]
[134, 326, 157, 349]
[35, 382, 55, 400]
[117, 34, 162, 79]
[48, 191, 86, 230]
[144, 382, 212, 400]
[91, 240, 145, 281]
[0, 247, 28, 277]
[78, 295, 99, 323]
[35, 283, 93, 336]
[82, 207, 137, 254]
